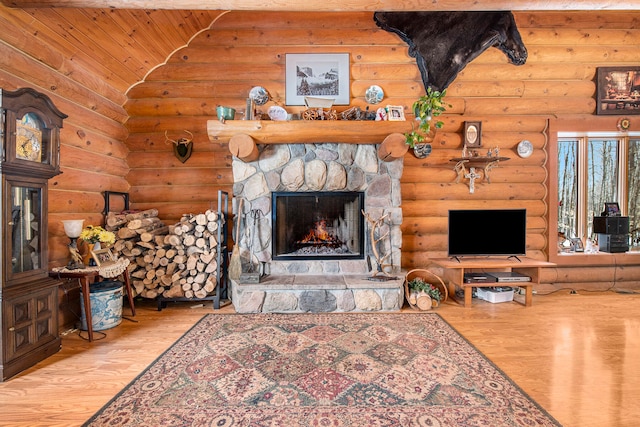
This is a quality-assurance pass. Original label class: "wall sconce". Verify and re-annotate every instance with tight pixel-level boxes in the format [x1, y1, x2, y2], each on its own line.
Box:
[62, 219, 85, 269]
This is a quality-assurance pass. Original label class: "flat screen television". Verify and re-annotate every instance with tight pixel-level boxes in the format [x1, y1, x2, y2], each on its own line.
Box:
[448, 209, 527, 258]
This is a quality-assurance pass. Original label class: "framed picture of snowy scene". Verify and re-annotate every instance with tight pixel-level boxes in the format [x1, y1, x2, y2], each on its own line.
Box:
[285, 53, 350, 105]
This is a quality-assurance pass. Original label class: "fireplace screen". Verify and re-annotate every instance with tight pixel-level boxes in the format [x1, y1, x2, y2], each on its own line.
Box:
[272, 191, 364, 260]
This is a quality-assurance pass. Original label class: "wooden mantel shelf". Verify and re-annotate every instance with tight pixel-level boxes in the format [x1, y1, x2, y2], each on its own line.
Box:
[206, 119, 412, 145]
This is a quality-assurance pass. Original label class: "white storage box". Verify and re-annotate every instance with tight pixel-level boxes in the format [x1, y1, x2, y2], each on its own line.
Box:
[477, 287, 514, 304]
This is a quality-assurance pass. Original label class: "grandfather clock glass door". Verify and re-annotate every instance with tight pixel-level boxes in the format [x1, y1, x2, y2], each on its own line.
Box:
[8, 181, 44, 282]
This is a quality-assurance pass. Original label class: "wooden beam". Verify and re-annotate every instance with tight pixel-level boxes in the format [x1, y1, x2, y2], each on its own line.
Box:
[207, 120, 412, 145]
[2, 0, 638, 11]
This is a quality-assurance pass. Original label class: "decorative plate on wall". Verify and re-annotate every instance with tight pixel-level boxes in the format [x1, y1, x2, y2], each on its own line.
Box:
[517, 139, 534, 158]
[365, 85, 384, 104]
[617, 117, 631, 131]
[249, 86, 270, 106]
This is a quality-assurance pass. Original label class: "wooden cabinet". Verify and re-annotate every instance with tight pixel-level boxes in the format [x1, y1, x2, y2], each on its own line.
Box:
[0, 88, 66, 381]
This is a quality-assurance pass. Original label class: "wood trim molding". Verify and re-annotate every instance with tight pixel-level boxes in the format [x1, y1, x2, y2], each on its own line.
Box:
[3, 0, 639, 11]
[548, 116, 640, 266]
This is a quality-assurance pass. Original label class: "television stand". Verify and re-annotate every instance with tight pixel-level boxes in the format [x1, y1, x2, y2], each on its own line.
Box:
[431, 257, 555, 308]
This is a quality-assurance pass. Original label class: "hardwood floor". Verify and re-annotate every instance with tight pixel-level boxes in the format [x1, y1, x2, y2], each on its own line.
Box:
[0, 290, 638, 427]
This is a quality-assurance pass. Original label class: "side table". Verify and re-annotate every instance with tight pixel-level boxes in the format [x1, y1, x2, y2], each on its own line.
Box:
[50, 259, 136, 342]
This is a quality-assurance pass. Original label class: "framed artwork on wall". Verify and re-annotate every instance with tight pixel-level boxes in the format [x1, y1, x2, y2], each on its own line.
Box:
[464, 121, 482, 148]
[596, 66, 640, 115]
[285, 53, 350, 105]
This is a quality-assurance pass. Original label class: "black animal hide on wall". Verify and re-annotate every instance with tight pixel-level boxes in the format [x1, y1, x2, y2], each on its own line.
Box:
[374, 11, 528, 92]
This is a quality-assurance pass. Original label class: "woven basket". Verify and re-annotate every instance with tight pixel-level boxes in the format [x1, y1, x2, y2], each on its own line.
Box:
[404, 269, 448, 310]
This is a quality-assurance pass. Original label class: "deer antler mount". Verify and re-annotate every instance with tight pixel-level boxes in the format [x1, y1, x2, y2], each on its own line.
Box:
[165, 130, 194, 163]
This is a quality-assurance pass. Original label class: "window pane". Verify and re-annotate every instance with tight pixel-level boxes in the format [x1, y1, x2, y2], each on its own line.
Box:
[558, 139, 578, 239]
[587, 139, 618, 238]
[629, 139, 640, 250]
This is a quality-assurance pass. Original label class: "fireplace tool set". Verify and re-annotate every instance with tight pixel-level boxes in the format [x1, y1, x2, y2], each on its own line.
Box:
[239, 208, 265, 283]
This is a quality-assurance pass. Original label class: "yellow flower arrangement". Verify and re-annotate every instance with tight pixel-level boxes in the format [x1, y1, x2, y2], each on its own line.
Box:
[79, 225, 116, 246]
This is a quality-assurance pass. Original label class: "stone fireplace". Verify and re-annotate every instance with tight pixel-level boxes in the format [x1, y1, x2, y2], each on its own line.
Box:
[230, 142, 405, 313]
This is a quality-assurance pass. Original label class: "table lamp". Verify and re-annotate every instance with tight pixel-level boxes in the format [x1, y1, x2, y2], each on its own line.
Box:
[62, 219, 85, 269]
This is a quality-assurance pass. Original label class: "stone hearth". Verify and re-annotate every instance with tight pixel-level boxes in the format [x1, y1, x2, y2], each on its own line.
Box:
[230, 142, 404, 313]
[231, 275, 404, 313]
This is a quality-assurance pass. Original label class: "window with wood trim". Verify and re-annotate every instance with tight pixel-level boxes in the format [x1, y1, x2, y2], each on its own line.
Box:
[557, 132, 639, 252]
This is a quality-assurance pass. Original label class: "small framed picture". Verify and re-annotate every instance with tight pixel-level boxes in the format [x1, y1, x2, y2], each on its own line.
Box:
[92, 248, 116, 267]
[386, 105, 405, 121]
[464, 121, 482, 148]
[604, 202, 620, 216]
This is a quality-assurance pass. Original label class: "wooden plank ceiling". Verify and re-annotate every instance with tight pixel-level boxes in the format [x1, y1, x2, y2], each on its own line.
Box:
[0, 5, 227, 99]
[2, 0, 639, 104]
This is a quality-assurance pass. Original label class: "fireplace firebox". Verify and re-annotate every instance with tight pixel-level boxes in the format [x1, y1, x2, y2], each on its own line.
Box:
[272, 191, 365, 260]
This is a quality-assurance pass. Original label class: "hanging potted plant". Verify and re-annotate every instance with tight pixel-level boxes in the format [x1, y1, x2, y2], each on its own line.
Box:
[405, 87, 450, 158]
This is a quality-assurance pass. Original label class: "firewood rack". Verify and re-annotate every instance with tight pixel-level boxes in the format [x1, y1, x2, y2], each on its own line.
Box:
[157, 190, 229, 310]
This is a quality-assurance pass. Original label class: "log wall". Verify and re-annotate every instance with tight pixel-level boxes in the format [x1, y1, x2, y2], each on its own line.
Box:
[2, 7, 640, 308]
[0, 5, 224, 326]
[126, 11, 640, 290]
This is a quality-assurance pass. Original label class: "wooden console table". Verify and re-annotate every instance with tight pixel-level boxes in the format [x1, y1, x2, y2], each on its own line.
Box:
[430, 257, 555, 308]
[50, 260, 136, 341]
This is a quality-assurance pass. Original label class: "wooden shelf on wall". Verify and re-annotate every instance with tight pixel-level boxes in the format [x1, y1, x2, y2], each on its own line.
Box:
[449, 156, 510, 167]
[206, 119, 412, 145]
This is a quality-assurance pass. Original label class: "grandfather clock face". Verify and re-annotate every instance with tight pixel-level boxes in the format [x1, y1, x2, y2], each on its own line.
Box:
[15, 112, 44, 163]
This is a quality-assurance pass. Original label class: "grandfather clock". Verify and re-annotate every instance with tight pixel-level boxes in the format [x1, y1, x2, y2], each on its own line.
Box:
[0, 88, 67, 381]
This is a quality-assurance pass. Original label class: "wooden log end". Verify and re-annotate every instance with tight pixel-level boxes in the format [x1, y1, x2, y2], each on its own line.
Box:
[378, 132, 409, 161]
[229, 133, 259, 162]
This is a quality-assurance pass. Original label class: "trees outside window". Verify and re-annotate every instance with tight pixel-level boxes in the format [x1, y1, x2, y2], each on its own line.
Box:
[557, 134, 639, 251]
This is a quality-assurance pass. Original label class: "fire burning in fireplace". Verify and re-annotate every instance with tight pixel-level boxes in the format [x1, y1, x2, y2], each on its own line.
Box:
[300, 220, 335, 244]
[293, 219, 346, 254]
[272, 191, 364, 260]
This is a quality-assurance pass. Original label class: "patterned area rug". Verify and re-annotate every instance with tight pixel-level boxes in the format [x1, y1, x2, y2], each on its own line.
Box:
[84, 313, 561, 426]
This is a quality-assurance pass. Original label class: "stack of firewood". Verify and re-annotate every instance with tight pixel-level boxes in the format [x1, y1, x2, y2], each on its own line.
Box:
[106, 209, 221, 300]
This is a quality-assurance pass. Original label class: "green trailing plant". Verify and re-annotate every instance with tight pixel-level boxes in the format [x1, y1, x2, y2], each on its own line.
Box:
[408, 277, 442, 302]
[405, 87, 450, 148]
